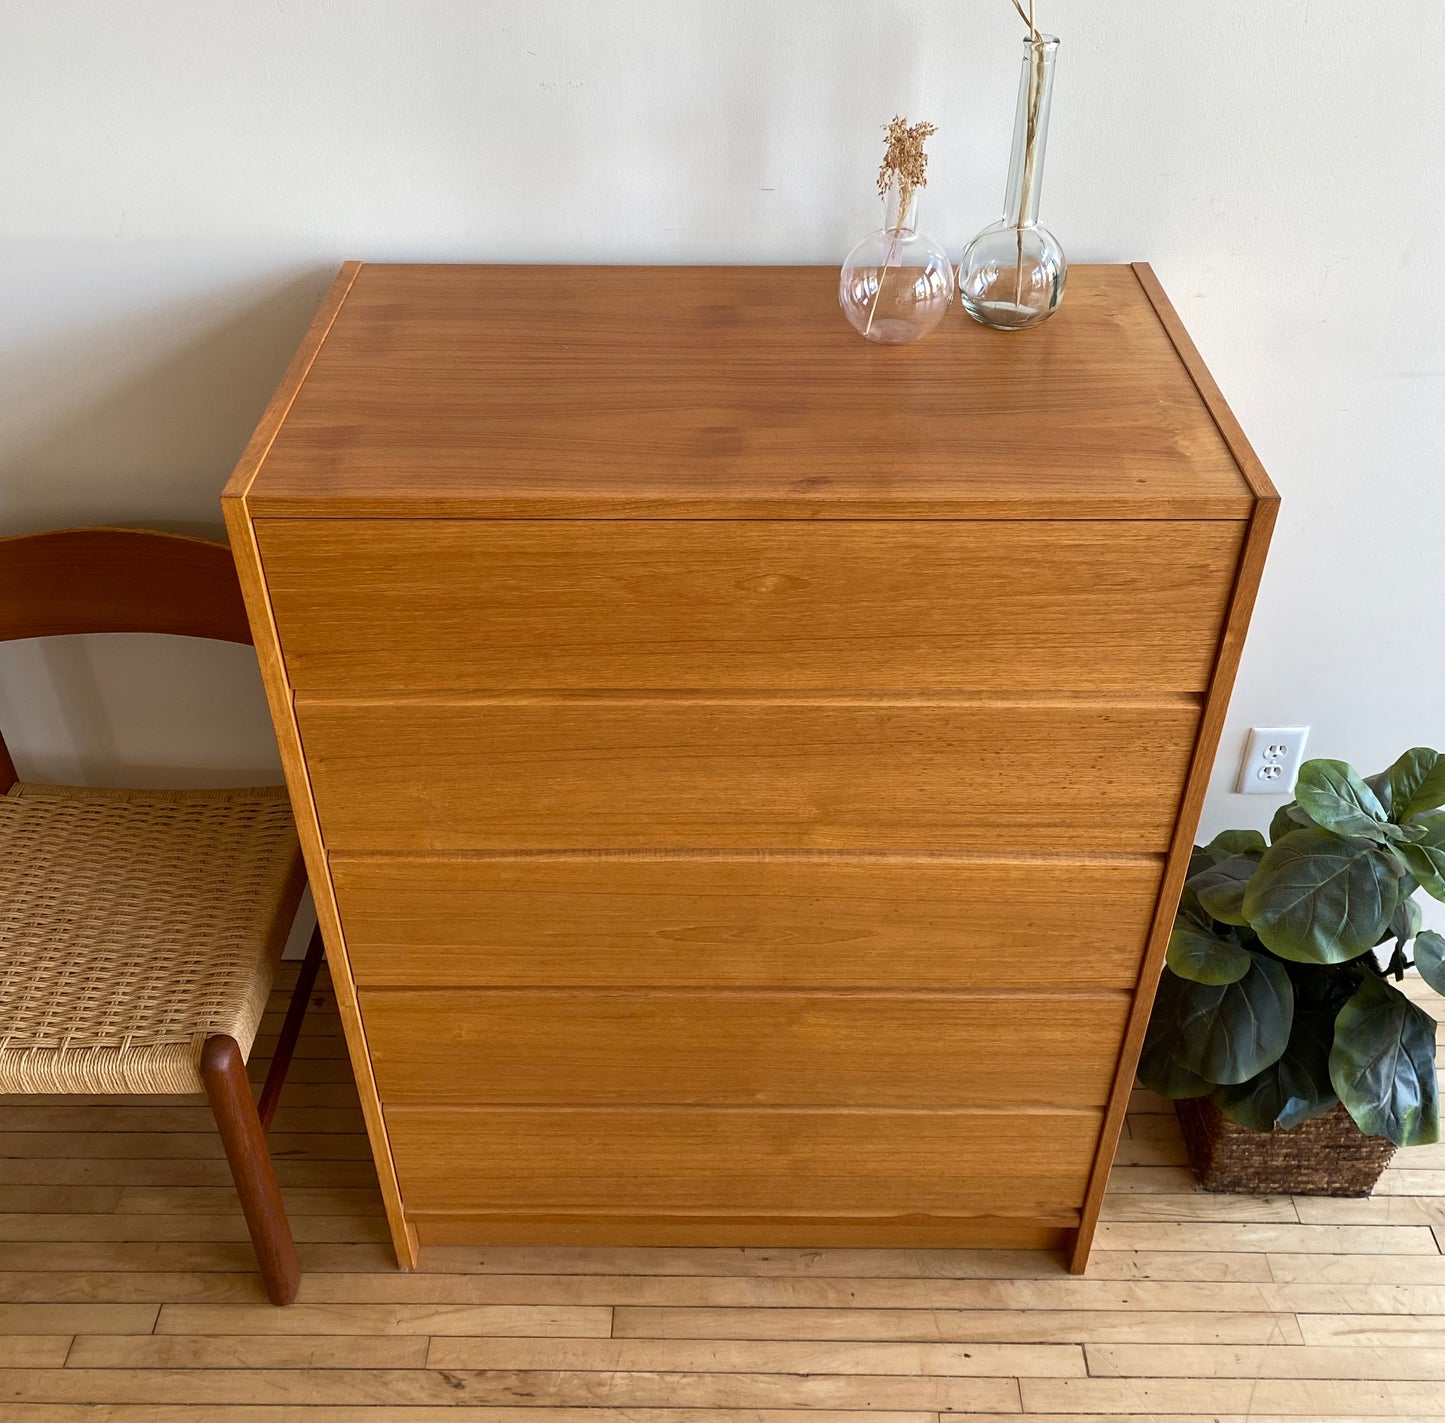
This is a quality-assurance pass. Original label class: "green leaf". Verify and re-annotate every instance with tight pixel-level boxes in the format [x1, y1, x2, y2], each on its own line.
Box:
[1137, 971, 1217, 1099]
[1295, 759, 1389, 841]
[1365, 770, 1394, 817]
[1270, 802, 1312, 844]
[1330, 975, 1440, 1147]
[1401, 812, 1445, 901]
[1415, 930, 1445, 998]
[1386, 747, 1445, 822]
[1190, 853, 1260, 927]
[1215, 1008, 1338, 1132]
[1243, 828, 1401, 963]
[1175, 952, 1294, 1086]
[1204, 829, 1267, 864]
[1376, 896, 1423, 949]
[1167, 920, 1252, 984]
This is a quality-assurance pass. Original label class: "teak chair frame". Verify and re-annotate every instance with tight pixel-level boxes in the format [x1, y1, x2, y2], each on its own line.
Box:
[0, 526, 323, 1305]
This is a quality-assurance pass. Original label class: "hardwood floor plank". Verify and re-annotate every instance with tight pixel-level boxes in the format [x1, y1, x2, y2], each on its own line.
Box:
[0, 1409, 942, 1422]
[314, 1271, 1287, 1309]
[306, 1274, 1445, 1316]
[1094, 1222, 1441, 1254]
[420, 1244, 1270, 1283]
[113, 1187, 384, 1217]
[611, 1304, 1303, 1344]
[1294, 1197, 1445, 1226]
[0, 1273, 269, 1305]
[0, 1243, 396, 1274]
[0, 1304, 157, 1335]
[1087, 1341, 1445, 1379]
[1104, 1166, 1198, 1194]
[952, 1416, 1427, 1423]
[1098, 1192, 1298, 1223]
[0, 1186, 124, 1214]
[1075, 1250, 1270, 1282]
[0, 1340, 70, 1368]
[1020, 1376, 1445, 1416]
[423, 1335, 1084, 1377]
[1108, 1136, 1188, 1167]
[155, 1302, 614, 1337]
[0, 1367, 1021, 1411]
[0, 1158, 379, 1189]
[1373, 1171, 1445, 1198]
[66, 1334, 430, 1369]
[1299, 1314, 1445, 1347]
[1268, 1253, 1445, 1284]
[0, 1214, 389, 1245]
[1124, 1115, 1187, 1143]
[0, 1132, 373, 1160]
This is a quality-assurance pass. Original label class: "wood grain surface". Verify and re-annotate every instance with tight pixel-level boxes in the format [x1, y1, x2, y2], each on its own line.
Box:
[257, 518, 1243, 694]
[360, 989, 1131, 1108]
[333, 853, 1162, 991]
[242, 264, 1254, 520]
[385, 1106, 1103, 1220]
[297, 696, 1201, 853]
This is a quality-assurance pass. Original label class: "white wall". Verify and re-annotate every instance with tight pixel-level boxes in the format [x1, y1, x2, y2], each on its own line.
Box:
[2, 1, 1443, 874]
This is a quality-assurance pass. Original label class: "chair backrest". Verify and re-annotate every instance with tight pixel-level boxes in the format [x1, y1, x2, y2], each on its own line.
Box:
[0, 527, 254, 789]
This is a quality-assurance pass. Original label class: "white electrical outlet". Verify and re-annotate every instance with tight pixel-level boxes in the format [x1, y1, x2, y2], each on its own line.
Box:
[1237, 726, 1310, 794]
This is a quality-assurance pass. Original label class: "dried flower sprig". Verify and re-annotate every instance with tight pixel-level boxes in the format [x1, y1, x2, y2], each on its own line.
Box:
[876, 116, 937, 232]
[865, 116, 938, 337]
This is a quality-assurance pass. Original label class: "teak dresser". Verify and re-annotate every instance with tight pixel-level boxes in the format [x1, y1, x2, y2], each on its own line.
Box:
[223, 263, 1277, 1273]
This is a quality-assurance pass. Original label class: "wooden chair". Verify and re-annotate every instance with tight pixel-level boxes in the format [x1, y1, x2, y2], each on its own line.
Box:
[0, 527, 324, 1305]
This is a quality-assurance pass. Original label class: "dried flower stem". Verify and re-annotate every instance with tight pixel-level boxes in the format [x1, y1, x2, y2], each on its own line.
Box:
[864, 116, 937, 337]
[1007, 0, 1045, 308]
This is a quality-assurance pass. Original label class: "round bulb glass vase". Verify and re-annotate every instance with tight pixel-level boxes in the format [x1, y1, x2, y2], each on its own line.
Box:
[840, 186, 955, 344]
[959, 34, 1067, 331]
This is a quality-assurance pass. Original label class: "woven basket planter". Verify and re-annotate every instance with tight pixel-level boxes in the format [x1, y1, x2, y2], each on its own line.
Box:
[1175, 1098, 1396, 1196]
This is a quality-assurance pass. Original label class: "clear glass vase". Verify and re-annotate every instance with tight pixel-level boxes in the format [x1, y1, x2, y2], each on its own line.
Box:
[959, 34, 1066, 331]
[839, 185, 955, 344]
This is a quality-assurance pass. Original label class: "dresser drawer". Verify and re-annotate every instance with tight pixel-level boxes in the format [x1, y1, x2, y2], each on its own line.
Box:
[385, 1106, 1103, 1219]
[299, 697, 1199, 853]
[361, 989, 1129, 1108]
[335, 854, 1161, 990]
[257, 519, 1243, 694]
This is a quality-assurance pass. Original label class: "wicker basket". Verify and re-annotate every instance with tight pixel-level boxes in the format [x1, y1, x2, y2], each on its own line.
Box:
[1175, 1098, 1396, 1196]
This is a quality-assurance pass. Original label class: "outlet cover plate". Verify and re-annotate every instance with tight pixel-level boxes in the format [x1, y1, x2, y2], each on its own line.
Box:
[1237, 726, 1310, 795]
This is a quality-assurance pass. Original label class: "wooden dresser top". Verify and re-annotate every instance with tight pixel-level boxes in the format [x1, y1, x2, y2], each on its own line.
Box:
[227, 262, 1272, 521]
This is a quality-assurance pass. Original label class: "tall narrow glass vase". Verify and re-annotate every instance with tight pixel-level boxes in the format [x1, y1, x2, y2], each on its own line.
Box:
[959, 34, 1066, 331]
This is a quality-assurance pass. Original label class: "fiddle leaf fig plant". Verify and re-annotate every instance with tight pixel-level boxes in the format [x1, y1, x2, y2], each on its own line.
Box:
[1140, 748, 1445, 1147]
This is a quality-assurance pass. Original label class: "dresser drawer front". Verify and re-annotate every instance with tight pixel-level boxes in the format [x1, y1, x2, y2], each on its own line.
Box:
[299, 698, 1198, 853]
[335, 854, 1161, 991]
[258, 519, 1242, 694]
[362, 989, 1129, 1109]
[385, 1107, 1102, 1219]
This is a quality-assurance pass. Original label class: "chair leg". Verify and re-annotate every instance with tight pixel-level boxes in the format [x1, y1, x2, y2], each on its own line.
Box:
[257, 925, 325, 1133]
[201, 1033, 300, 1306]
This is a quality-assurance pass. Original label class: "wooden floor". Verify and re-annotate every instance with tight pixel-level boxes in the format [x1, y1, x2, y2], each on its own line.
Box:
[4, 967, 1445, 1422]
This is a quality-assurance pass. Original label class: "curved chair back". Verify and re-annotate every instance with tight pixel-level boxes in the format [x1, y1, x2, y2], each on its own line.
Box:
[0, 527, 253, 789]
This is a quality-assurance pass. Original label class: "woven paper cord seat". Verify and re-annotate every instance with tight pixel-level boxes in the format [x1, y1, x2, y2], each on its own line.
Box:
[0, 783, 305, 1094]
